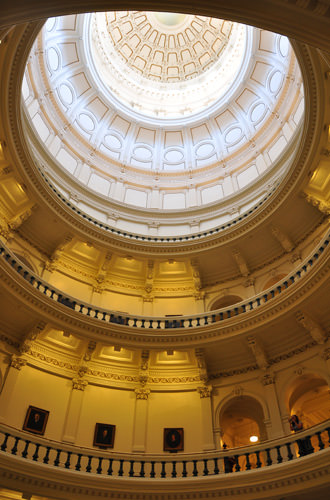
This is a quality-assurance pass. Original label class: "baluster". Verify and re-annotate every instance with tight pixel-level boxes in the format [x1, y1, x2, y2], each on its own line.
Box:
[107, 458, 113, 476]
[226, 310, 231, 318]
[157, 320, 161, 329]
[129, 460, 134, 477]
[86, 455, 92, 473]
[285, 442, 293, 461]
[1, 433, 9, 451]
[118, 459, 124, 476]
[75, 453, 82, 471]
[234, 455, 240, 472]
[188, 318, 193, 327]
[242, 304, 246, 313]
[182, 460, 187, 477]
[213, 457, 219, 474]
[21, 440, 30, 458]
[79, 304, 84, 313]
[94, 310, 99, 319]
[33, 443, 40, 461]
[256, 297, 261, 306]
[265, 448, 272, 466]
[249, 301, 253, 310]
[255, 450, 262, 468]
[192, 459, 198, 476]
[86, 307, 91, 316]
[54, 449, 61, 466]
[326, 427, 330, 444]
[204, 315, 208, 325]
[133, 318, 138, 327]
[139, 461, 145, 477]
[171, 461, 177, 478]
[65, 451, 72, 469]
[276, 445, 283, 464]
[161, 461, 166, 478]
[150, 461, 155, 478]
[11, 436, 19, 455]
[96, 457, 103, 474]
[245, 452, 251, 470]
[219, 312, 223, 321]
[141, 319, 145, 328]
[316, 431, 325, 450]
[196, 317, 200, 326]
[203, 458, 209, 476]
[43, 446, 51, 464]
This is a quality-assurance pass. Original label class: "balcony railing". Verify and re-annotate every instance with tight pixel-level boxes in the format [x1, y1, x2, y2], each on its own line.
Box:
[0, 421, 329, 479]
[0, 231, 328, 331]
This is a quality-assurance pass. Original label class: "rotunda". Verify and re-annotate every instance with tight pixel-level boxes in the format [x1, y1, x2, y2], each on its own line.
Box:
[0, 1, 330, 500]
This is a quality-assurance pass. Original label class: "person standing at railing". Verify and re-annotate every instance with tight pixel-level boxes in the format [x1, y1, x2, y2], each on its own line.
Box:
[222, 443, 236, 473]
[289, 415, 314, 457]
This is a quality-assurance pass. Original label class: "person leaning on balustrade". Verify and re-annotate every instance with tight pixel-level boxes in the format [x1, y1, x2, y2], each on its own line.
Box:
[288, 414, 314, 457]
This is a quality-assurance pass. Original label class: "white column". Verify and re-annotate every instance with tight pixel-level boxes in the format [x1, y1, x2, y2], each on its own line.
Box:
[0, 356, 26, 423]
[213, 427, 222, 450]
[197, 386, 215, 451]
[261, 373, 286, 439]
[62, 378, 88, 443]
[132, 387, 150, 452]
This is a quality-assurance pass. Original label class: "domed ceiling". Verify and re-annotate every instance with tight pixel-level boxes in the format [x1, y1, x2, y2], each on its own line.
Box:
[22, 12, 304, 238]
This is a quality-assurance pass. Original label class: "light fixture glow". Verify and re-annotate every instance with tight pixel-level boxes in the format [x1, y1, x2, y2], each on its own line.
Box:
[249, 435, 258, 443]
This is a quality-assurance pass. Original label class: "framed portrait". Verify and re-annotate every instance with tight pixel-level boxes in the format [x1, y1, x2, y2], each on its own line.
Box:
[93, 423, 116, 448]
[163, 428, 184, 452]
[23, 405, 49, 435]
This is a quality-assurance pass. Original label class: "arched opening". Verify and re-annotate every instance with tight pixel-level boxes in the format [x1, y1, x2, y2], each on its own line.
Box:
[287, 373, 330, 428]
[13, 252, 36, 273]
[209, 295, 244, 320]
[220, 395, 267, 448]
[262, 273, 290, 298]
[210, 295, 243, 311]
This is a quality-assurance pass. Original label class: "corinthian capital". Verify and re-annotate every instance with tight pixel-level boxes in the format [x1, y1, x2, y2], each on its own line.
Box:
[10, 355, 27, 370]
[197, 385, 212, 398]
[72, 378, 88, 391]
[135, 387, 150, 400]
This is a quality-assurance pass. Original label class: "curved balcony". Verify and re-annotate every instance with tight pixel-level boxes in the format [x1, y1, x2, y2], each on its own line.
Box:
[0, 232, 329, 346]
[0, 421, 329, 499]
